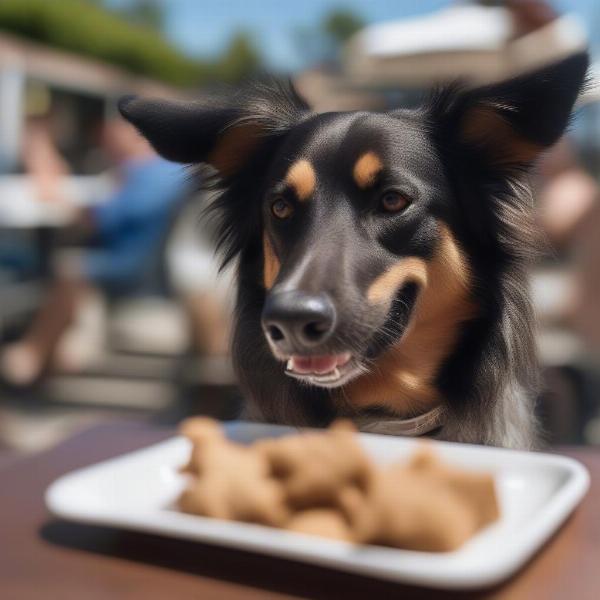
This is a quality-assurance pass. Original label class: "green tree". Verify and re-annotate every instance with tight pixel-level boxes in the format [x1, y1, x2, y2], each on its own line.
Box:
[215, 31, 262, 83]
[122, 0, 164, 31]
[323, 9, 365, 46]
[294, 8, 365, 67]
[0, 0, 262, 87]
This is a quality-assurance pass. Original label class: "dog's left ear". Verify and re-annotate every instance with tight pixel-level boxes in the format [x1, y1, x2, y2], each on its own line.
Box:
[430, 52, 589, 169]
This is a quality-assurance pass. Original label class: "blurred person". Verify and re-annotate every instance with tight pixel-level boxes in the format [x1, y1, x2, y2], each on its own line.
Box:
[167, 202, 235, 358]
[0, 118, 190, 385]
[0, 116, 71, 282]
[22, 116, 71, 204]
[506, 0, 557, 38]
[530, 137, 600, 443]
[570, 198, 600, 355]
[536, 137, 600, 350]
[536, 137, 599, 249]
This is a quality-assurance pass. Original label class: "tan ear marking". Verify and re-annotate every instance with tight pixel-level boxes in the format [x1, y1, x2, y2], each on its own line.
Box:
[353, 152, 383, 189]
[462, 106, 542, 165]
[208, 123, 263, 177]
[285, 159, 316, 201]
[263, 233, 280, 289]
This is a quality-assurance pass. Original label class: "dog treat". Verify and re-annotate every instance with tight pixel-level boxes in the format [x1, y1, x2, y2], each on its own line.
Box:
[404, 449, 500, 529]
[255, 419, 372, 508]
[179, 417, 289, 526]
[177, 418, 499, 552]
[286, 508, 354, 542]
[338, 466, 480, 551]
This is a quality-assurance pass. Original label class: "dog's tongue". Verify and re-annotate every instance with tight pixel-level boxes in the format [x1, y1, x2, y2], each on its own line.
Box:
[289, 353, 350, 375]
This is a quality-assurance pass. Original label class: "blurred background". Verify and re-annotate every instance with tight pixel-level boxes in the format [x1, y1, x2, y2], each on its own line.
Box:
[0, 0, 599, 458]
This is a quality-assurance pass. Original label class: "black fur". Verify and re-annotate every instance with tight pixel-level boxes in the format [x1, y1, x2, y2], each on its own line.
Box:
[120, 52, 589, 448]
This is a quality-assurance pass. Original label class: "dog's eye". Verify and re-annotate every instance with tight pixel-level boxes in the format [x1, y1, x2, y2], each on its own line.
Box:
[380, 191, 410, 213]
[271, 197, 294, 220]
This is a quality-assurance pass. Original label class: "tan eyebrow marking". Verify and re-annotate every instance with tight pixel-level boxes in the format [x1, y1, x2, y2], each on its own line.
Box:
[263, 232, 280, 289]
[353, 151, 383, 189]
[285, 159, 316, 201]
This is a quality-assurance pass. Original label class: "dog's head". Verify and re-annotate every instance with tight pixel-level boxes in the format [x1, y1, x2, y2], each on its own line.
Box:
[120, 53, 587, 409]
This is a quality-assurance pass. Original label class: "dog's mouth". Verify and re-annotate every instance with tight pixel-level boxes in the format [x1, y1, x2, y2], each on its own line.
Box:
[279, 282, 420, 389]
[284, 352, 360, 387]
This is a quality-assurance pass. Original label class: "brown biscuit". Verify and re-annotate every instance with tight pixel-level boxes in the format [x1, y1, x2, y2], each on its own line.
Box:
[286, 508, 354, 542]
[179, 417, 225, 475]
[405, 447, 500, 528]
[178, 418, 289, 526]
[256, 420, 373, 509]
[343, 467, 479, 552]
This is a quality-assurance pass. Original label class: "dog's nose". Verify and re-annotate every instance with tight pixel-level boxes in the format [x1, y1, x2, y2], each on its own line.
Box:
[262, 290, 336, 350]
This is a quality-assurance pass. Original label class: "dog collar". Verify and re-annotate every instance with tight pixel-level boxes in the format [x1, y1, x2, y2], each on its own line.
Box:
[357, 405, 446, 437]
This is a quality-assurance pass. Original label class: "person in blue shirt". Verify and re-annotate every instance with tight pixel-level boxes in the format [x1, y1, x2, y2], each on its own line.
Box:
[0, 119, 189, 385]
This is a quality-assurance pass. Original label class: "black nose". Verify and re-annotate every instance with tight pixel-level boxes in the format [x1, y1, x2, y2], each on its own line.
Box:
[262, 290, 336, 351]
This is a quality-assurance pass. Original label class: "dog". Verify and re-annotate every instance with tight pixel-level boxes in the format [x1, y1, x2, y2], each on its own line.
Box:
[120, 51, 588, 449]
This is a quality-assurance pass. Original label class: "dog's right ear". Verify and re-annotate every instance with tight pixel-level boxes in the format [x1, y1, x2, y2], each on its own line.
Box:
[119, 97, 260, 177]
[119, 83, 309, 177]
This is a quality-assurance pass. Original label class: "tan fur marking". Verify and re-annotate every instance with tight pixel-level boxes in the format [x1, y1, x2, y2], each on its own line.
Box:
[353, 152, 383, 189]
[263, 233, 280, 289]
[367, 258, 428, 305]
[345, 225, 476, 415]
[462, 106, 542, 165]
[285, 160, 316, 201]
[209, 123, 263, 177]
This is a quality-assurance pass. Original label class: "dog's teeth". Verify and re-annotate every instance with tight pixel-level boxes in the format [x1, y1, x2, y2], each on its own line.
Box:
[313, 368, 340, 383]
[283, 362, 343, 384]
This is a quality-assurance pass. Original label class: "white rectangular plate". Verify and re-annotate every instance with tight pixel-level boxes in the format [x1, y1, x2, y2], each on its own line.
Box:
[46, 422, 589, 590]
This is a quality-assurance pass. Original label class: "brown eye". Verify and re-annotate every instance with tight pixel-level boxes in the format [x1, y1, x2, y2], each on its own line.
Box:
[381, 190, 410, 213]
[271, 196, 294, 219]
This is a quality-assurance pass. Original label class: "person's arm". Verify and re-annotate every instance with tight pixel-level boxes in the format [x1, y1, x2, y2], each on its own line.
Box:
[89, 163, 182, 236]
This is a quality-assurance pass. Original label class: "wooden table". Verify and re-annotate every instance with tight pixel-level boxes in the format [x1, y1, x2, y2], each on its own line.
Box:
[2, 422, 599, 599]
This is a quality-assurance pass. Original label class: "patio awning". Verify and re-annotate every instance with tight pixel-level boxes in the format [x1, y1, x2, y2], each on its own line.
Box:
[343, 5, 589, 91]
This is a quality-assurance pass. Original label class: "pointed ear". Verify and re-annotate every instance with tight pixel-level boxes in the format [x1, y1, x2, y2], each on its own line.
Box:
[118, 97, 258, 176]
[118, 82, 309, 177]
[432, 52, 589, 168]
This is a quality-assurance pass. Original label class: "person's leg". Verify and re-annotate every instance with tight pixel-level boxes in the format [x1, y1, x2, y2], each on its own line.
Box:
[0, 275, 89, 385]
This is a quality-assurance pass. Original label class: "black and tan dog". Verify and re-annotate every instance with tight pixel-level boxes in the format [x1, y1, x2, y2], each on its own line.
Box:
[120, 52, 588, 449]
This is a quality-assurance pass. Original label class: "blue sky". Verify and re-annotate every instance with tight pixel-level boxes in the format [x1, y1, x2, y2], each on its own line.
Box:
[107, 1, 600, 71]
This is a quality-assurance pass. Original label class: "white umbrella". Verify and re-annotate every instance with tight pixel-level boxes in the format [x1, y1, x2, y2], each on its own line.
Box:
[343, 4, 589, 90]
